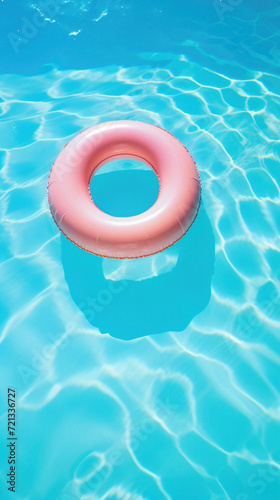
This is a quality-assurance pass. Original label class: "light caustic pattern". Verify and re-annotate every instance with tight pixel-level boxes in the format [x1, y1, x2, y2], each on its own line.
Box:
[0, 54, 280, 500]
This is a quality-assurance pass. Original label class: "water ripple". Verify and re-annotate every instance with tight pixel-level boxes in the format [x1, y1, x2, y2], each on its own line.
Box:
[0, 54, 279, 499]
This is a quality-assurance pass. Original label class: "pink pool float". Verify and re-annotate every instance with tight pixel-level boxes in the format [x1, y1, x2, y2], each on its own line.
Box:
[47, 120, 201, 259]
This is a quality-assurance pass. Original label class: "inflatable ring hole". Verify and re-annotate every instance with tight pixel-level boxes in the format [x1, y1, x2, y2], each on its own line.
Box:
[90, 158, 160, 218]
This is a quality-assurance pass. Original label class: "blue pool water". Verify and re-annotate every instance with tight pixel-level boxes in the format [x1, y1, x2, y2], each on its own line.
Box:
[0, 1, 280, 499]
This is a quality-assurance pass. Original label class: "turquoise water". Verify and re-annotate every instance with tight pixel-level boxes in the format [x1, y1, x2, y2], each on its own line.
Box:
[0, 1, 280, 499]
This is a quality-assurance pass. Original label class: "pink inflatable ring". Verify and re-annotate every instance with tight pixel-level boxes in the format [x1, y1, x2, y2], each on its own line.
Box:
[47, 121, 201, 259]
